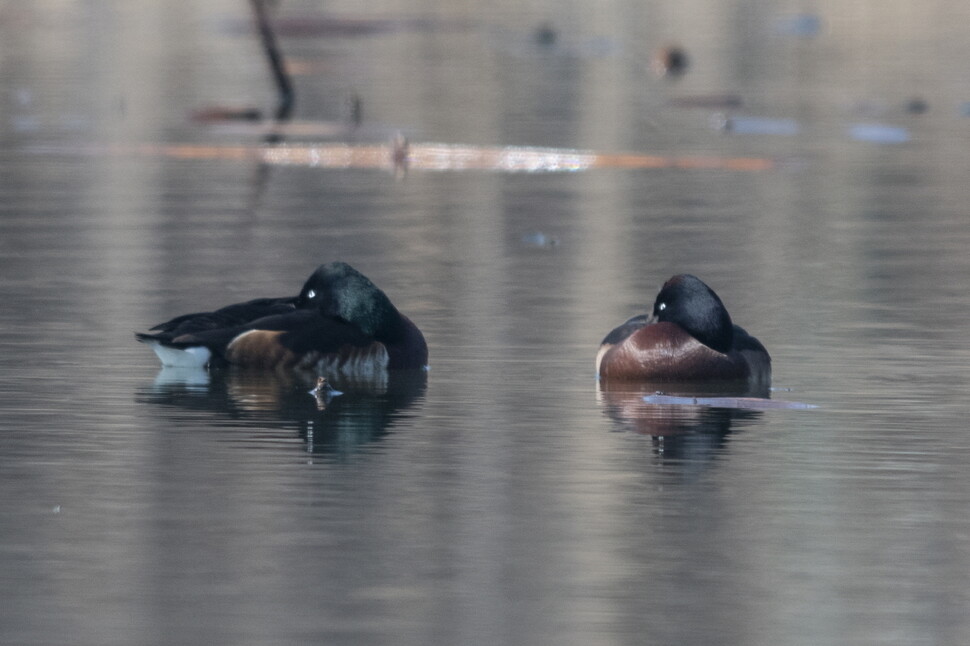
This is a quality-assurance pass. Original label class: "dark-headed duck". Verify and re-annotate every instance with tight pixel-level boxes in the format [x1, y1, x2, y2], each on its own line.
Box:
[596, 274, 770, 384]
[137, 262, 428, 377]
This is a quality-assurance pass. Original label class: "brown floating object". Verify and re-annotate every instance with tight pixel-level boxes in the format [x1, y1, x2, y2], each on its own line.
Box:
[652, 45, 689, 77]
[53, 141, 775, 174]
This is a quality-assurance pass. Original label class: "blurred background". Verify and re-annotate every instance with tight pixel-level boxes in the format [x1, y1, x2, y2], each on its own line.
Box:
[1, 2, 969, 645]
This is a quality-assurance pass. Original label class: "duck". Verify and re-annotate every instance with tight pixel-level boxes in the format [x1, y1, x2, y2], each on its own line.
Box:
[136, 262, 428, 377]
[596, 274, 770, 384]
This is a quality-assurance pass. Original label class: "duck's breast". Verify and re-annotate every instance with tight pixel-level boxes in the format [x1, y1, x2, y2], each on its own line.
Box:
[598, 322, 750, 381]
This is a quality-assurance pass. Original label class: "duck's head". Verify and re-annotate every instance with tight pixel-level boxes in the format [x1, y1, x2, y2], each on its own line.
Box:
[297, 262, 399, 337]
[652, 274, 734, 353]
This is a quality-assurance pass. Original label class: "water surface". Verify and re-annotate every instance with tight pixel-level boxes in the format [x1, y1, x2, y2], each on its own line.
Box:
[2, 1, 970, 644]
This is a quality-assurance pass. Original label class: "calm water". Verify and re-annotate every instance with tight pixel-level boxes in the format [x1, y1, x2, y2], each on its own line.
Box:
[2, 1, 970, 644]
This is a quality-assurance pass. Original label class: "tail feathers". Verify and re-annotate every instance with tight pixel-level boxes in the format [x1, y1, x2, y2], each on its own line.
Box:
[137, 334, 212, 368]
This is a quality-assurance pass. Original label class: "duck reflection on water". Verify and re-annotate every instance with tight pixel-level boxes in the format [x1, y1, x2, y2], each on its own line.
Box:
[137, 366, 427, 456]
[596, 380, 766, 461]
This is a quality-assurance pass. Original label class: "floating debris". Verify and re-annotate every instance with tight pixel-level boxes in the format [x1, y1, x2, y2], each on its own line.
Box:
[652, 45, 689, 78]
[309, 376, 342, 397]
[848, 123, 911, 144]
[28, 141, 775, 174]
[191, 106, 264, 123]
[309, 376, 343, 410]
[251, 0, 294, 122]
[643, 394, 817, 410]
[714, 113, 800, 136]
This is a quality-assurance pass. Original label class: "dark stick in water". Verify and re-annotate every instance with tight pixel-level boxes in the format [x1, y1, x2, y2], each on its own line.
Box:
[250, 0, 295, 122]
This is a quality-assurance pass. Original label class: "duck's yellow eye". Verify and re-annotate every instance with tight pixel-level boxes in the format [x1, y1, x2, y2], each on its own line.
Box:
[658, 302, 666, 311]
[307, 289, 316, 299]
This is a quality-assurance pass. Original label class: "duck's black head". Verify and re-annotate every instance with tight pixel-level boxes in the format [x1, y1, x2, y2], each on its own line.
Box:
[297, 262, 399, 337]
[652, 274, 734, 353]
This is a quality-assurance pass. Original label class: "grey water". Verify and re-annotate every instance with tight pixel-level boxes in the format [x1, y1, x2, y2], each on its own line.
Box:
[2, 1, 970, 644]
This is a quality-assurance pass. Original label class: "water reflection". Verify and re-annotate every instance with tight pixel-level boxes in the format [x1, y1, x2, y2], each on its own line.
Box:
[136, 367, 427, 456]
[597, 380, 764, 461]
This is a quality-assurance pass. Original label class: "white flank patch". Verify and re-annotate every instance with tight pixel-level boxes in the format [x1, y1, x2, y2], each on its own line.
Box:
[594, 344, 612, 376]
[146, 341, 211, 369]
